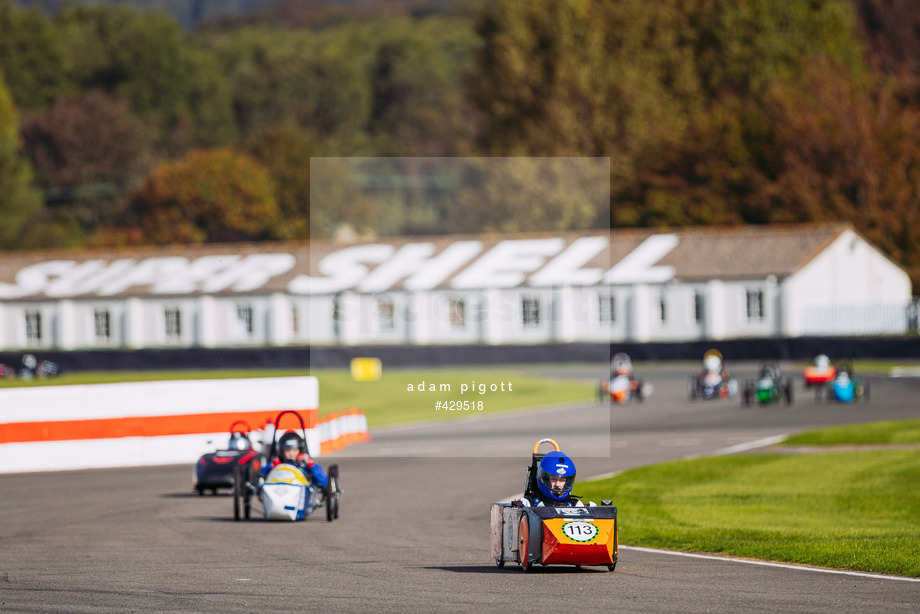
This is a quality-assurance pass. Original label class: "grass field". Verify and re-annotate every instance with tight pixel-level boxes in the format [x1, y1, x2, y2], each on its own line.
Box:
[0, 367, 598, 428]
[578, 419, 920, 577]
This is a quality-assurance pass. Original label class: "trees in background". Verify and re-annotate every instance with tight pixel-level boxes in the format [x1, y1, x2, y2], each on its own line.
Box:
[121, 147, 279, 244]
[0, 68, 42, 249]
[0, 0, 919, 287]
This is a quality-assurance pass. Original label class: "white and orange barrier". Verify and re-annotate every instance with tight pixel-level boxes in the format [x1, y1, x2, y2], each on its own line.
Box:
[316, 408, 372, 455]
[0, 377, 320, 474]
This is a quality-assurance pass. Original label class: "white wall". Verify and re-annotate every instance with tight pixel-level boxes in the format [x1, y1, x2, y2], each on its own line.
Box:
[785, 230, 912, 336]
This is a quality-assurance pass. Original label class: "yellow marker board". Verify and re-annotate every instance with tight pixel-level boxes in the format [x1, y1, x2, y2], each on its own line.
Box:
[351, 357, 382, 381]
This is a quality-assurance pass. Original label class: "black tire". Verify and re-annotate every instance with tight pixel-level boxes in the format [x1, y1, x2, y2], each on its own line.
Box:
[635, 380, 644, 403]
[196, 487, 204, 496]
[241, 464, 252, 520]
[742, 383, 753, 407]
[496, 560, 505, 569]
[326, 465, 340, 522]
[783, 381, 794, 406]
[233, 466, 242, 521]
[607, 561, 617, 572]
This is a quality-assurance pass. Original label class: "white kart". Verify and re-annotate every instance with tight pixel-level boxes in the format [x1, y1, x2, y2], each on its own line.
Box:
[233, 410, 341, 522]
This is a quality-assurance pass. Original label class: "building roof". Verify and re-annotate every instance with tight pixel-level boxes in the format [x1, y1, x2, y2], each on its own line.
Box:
[0, 223, 861, 300]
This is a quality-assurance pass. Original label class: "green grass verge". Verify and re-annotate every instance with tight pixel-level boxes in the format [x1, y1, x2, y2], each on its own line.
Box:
[0, 367, 596, 429]
[311, 367, 595, 428]
[577, 449, 920, 577]
[783, 418, 920, 446]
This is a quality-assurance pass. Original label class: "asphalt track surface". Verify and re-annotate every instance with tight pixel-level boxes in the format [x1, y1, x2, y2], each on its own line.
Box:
[2, 362, 919, 613]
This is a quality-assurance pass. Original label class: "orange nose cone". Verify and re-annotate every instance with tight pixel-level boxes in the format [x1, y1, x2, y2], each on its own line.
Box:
[540, 518, 617, 566]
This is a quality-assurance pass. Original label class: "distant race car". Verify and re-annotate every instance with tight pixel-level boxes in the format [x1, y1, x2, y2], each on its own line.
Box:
[233, 410, 341, 522]
[802, 354, 836, 388]
[490, 439, 618, 572]
[598, 353, 650, 404]
[742, 362, 793, 407]
[15, 353, 62, 380]
[688, 349, 738, 401]
[815, 364, 869, 404]
[193, 420, 261, 495]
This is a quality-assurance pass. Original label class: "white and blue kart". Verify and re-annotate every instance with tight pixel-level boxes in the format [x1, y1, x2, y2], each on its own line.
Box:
[232, 410, 341, 522]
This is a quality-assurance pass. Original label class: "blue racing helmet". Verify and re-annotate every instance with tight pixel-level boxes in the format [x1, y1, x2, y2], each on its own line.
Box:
[536, 451, 576, 501]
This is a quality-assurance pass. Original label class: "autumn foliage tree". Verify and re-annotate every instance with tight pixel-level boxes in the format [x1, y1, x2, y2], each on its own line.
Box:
[123, 148, 280, 244]
[21, 90, 152, 191]
[242, 125, 314, 241]
[0, 68, 42, 249]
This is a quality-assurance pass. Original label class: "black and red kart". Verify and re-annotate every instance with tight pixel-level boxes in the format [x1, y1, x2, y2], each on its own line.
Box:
[193, 420, 261, 495]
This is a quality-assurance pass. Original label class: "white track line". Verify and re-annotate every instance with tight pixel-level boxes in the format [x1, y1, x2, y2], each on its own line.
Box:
[620, 546, 920, 582]
[683, 434, 789, 459]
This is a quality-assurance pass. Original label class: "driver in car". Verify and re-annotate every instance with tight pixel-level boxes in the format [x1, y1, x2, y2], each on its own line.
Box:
[520, 450, 594, 508]
[266, 431, 329, 488]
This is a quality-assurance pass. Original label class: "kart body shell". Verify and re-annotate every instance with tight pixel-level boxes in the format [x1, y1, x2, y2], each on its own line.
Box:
[260, 464, 317, 521]
[803, 354, 836, 388]
[688, 350, 738, 401]
[742, 362, 793, 407]
[490, 503, 618, 571]
[598, 353, 649, 404]
[815, 365, 869, 404]
[193, 421, 260, 495]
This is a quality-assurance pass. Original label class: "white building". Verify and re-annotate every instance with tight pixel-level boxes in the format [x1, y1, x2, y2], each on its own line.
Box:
[0, 223, 912, 351]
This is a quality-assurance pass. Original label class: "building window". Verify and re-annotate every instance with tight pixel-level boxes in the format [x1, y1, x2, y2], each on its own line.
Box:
[448, 296, 466, 329]
[659, 294, 667, 323]
[164, 307, 182, 340]
[94, 309, 111, 343]
[237, 304, 254, 336]
[377, 296, 395, 332]
[522, 295, 541, 328]
[598, 295, 615, 323]
[746, 289, 764, 321]
[694, 292, 704, 324]
[25, 310, 42, 344]
[332, 295, 342, 338]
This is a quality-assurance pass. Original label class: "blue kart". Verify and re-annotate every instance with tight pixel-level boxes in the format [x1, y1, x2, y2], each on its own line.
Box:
[815, 364, 869, 404]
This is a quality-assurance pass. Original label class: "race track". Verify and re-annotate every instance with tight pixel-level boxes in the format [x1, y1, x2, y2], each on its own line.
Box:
[2, 362, 919, 613]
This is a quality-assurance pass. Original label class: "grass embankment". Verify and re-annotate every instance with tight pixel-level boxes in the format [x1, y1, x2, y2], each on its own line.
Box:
[0, 367, 597, 429]
[308, 368, 595, 428]
[578, 419, 920, 577]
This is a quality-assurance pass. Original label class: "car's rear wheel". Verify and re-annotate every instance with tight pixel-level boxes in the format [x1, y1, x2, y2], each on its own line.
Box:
[326, 464, 340, 522]
[815, 386, 825, 404]
[233, 466, 242, 521]
[518, 515, 531, 572]
[241, 464, 252, 520]
[783, 381, 794, 405]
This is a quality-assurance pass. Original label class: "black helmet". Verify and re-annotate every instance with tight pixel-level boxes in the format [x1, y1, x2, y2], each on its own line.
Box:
[278, 431, 305, 457]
